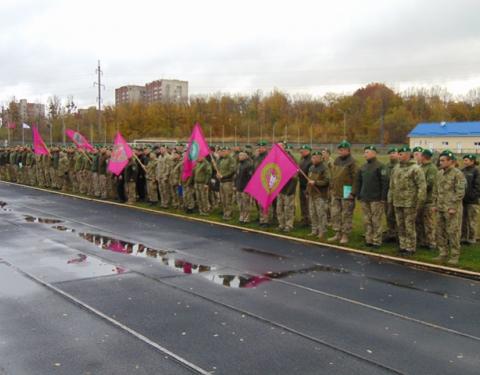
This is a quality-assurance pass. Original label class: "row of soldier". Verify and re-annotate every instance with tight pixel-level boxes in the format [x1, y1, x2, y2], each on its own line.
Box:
[0, 141, 478, 265]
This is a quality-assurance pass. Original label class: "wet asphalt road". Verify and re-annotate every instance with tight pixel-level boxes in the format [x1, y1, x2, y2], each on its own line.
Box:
[0, 182, 480, 374]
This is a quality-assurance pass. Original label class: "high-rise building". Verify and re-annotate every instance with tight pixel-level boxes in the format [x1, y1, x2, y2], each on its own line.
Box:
[18, 99, 45, 122]
[115, 85, 146, 106]
[144, 79, 188, 104]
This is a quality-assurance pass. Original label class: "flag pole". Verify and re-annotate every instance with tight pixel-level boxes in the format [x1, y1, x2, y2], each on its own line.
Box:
[132, 153, 147, 173]
[79, 148, 92, 163]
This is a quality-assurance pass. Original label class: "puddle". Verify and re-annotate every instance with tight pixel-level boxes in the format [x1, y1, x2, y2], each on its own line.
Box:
[241, 247, 287, 259]
[0, 201, 6, 208]
[207, 274, 271, 288]
[52, 225, 76, 233]
[24, 215, 63, 224]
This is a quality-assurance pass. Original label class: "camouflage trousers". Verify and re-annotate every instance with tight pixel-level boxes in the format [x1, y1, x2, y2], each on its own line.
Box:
[416, 203, 436, 248]
[437, 206, 463, 260]
[331, 198, 355, 235]
[360, 201, 384, 246]
[220, 182, 234, 220]
[37, 168, 45, 187]
[277, 193, 295, 230]
[98, 174, 107, 199]
[461, 203, 480, 244]
[61, 174, 69, 192]
[78, 171, 86, 194]
[299, 188, 310, 226]
[170, 185, 181, 208]
[49, 167, 57, 189]
[44, 168, 51, 187]
[257, 203, 273, 224]
[237, 191, 252, 223]
[86, 171, 94, 196]
[126, 181, 137, 204]
[209, 190, 220, 210]
[309, 196, 327, 237]
[56, 173, 64, 191]
[394, 206, 417, 252]
[9, 165, 17, 182]
[195, 183, 210, 215]
[183, 185, 195, 210]
[0, 166, 5, 181]
[92, 172, 100, 198]
[159, 180, 170, 208]
[147, 179, 158, 203]
[106, 175, 116, 199]
[384, 202, 397, 240]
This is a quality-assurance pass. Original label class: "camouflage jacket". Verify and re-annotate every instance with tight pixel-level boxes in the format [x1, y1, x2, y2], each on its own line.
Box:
[156, 154, 172, 182]
[193, 160, 212, 185]
[307, 161, 330, 199]
[169, 159, 182, 186]
[433, 166, 466, 211]
[421, 161, 438, 204]
[330, 154, 358, 199]
[145, 156, 158, 180]
[217, 155, 236, 182]
[388, 160, 426, 208]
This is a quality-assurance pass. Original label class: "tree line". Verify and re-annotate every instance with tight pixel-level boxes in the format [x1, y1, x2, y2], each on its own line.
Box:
[3, 83, 480, 145]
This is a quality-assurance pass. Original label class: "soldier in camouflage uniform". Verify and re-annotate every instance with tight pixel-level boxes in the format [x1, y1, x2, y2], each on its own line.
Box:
[276, 144, 298, 232]
[58, 150, 70, 192]
[9, 147, 17, 183]
[433, 150, 466, 265]
[26, 147, 37, 186]
[355, 146, 388, 248]
[384, 147, 399, 242]
[254, 141, 272, 226]
[91, 148, 100, 197]
[97, 147, 108, 199]
[307, 151, 330, 239]
[217, 147, 236, 220]
[44, 152, 52, 188]
[298, 145, 312, 227]
[169, 152, 183, 209]
[67, 148, 76, 192]
[461, 154, 480, 245]
[193, 155, 212, 216]
[35, 153, 45, 187]
[146, 152, 159, 205]
[322, 148, 334, 226]
[234, 152, 253, 223]
[0, 148, 6, 181]
[182, 164, 195, 214]
[328, 141, 358, 244]
[417, 149, 438, 249]
[73, 151, 83, 193]
[388, 146, 426, 255]
[156, 146, 172, 208]
[412, 146, 423, 165]
[124, 158, 138, 204]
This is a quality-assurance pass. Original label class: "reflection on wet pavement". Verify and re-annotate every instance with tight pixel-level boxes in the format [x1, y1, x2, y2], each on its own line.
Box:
[25, 215, 63, 224]
[0, 201, 6, 208]
[241, 247, 287, 260]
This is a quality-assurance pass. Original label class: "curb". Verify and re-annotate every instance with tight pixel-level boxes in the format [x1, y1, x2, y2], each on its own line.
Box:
[2, 180, 480, 281]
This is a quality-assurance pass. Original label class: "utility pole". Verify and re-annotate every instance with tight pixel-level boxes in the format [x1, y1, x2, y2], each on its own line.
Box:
[93, 60, 105, 144]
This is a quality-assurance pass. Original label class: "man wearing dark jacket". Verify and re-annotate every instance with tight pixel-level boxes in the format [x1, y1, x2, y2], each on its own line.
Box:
[461, 154, 480, 244]
[235, 152, 253, 223]
[355, 146, 388, 247]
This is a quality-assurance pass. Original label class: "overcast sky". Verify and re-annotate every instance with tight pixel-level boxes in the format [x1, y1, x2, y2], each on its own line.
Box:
[1, 0, 480, 108]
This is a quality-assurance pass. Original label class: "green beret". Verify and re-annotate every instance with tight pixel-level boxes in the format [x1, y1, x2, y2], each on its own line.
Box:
[398, 146, 411, 153]
[286, 144, 294, 150]
[300, 144, 312, 151]
[257, 140, 268, 147]
[221, 146, 231, 151]
[176, 142, 185, 146]
[422, 149, 433, 158]
[388, 147, 398, 154]
[364, 145, 377, 152]
[440, 149, 456, 160]
[463, 154, 477, 161]
[337, 140, 351, 149]
[412, 146, 423, 153]
[311, 151, 322, 156]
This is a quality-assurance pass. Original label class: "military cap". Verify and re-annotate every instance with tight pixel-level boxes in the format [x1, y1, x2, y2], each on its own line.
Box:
[220, 146, 231, 151]
[257, 140, 268, 147]
[439, 149, 456, 160]
[176, 142, 185, 147]
[398, 146, 411, 153]
[286, 144, 294, 150]
[337, 140, 351, 149]
[412, 146, 423, 153]
[300, 144, 312, 151]
[311, 151, 322, 156]
[364, 145, 377, 152]
[422, 148, 434, 158]
[387, 147, 398, 154]
[463, 154, 477, 161]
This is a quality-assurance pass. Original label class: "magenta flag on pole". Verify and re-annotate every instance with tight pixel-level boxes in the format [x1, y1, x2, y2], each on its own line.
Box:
[66, 129, 95, 152]
[244, 144, 299, 213]
[181, 123, 211, 181]
[107, 132, 133, 176]
[32, 126, 49, 155]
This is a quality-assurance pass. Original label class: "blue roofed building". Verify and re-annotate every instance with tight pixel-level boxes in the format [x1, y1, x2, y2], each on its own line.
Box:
[408, 121, 480, 153]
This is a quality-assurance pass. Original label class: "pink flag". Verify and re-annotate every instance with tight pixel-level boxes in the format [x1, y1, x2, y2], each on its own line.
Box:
[107, 132, 133, 176]
[32, 126, 50, 155]
[66, 129, 95, 152]
[244, 144, 299, 213]
[182, 123, 211, 181]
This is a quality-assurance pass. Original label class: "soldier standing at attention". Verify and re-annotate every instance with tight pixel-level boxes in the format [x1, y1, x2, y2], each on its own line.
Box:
[234, 152, 254, 224]
[461, 154, 480, 245]
[412, 146, 423, 165]
[169, 152, 183, 209]
[145, 152, 159, 206]
[433, 150, 466, 265]
[254, 141, 271, 227]
[388, 146, 426, 255]
[193, 154, 212, 216]
[276, 144, 298, 232]
[97, 147, 108, 199]
[298, 145, 312, 227]
[328, 140, 358, 245]
[124, 158, 138, 205]
[217, 147, 236, 220]
[307, 151, 330, 240]
[384, 147, 399, 242]
[355, 146, 388, 248]
[417, 149, 438, 249]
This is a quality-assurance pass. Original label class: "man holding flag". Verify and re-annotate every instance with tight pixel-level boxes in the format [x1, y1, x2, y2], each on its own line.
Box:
[244, 143, 299, 223]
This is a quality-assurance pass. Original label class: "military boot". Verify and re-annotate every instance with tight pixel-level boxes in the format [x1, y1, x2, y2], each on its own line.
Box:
[327, 233, 341, 243]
